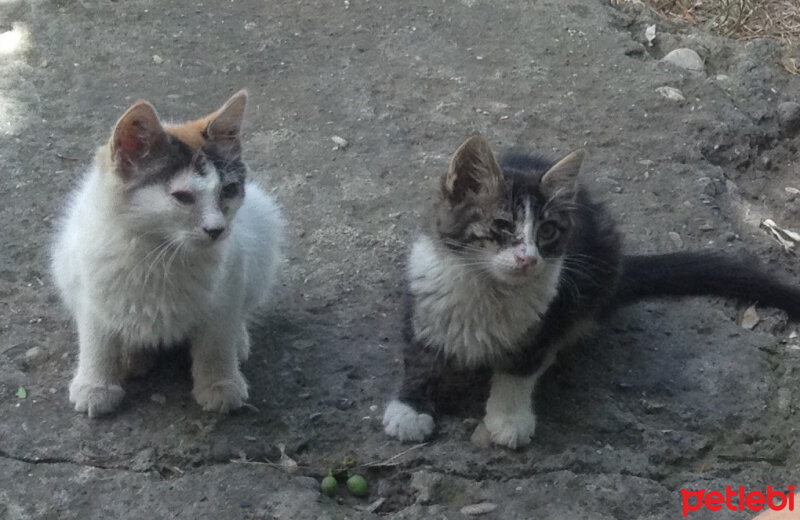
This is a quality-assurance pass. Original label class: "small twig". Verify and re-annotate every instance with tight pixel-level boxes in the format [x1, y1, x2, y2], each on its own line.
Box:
[360, 442, 428, 468]
[55, 153, 79, 161]
[229, 458, 311, 470]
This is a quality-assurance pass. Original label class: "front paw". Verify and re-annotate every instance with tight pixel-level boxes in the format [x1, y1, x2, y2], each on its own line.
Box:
[382, 400, 434, 442]
[69, 378, 125, 418]
[192, 372, 248, 413]
[483, 409, 537, 449]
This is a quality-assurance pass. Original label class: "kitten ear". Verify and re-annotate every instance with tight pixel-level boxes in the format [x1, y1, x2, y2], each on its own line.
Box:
[540, 149, 584, 199]
[443, 135, 503, 201]
[110, 101, 166, 178]
[206, 89, 247, 154]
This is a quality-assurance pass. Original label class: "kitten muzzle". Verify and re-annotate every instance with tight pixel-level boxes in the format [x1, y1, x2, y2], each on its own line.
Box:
[203, 226, 225, 241]
[514, 254, 537, 268]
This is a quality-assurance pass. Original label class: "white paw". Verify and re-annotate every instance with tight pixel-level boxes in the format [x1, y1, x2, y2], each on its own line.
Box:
[69, 378, 125, 418]
[192, 372, 248, 413]
[483, 409, 537, 449]
[382, 400, 434, 441]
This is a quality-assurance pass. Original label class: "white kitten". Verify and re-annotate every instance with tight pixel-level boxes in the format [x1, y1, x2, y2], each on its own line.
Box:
[52, 90, 284, 417]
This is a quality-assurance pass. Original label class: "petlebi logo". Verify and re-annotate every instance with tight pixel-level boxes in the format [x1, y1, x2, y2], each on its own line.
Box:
[681, 485, 796, 517]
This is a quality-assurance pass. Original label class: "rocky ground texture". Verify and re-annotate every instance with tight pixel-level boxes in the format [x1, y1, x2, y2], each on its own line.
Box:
[1, 0, 799, 518]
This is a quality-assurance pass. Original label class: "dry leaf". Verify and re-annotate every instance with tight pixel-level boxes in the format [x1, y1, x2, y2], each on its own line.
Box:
[741, 304, 760, 330]
[761, 219, 799, 254]
[781, 54, 800, 75]
[645, 24, 657, 46]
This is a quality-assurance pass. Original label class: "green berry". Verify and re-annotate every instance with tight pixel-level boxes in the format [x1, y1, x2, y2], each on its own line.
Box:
[321, 475, 338, 497]
[346, 474, 368, 497]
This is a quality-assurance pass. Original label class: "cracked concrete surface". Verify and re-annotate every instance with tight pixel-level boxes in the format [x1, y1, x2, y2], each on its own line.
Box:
[1, 0, 799, 518]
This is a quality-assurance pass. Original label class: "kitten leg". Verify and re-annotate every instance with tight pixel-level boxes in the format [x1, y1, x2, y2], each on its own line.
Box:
[482, 371, 539, 449]
[190, 319, 248, 413]
[383, 342, 441, 442]
[69, 313, 125, 418]
[236, 322, 251, 362]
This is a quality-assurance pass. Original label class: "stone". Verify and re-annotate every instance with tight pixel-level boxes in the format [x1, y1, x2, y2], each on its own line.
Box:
[668, 232, 683, 249]
[661, 48, 704, 72]
[461, 502, 497, 516]
[777, 101, 800, 136]
[24, 346, 43, 361]
[655, 86, 685, 101]
[293, 476, 321, 492]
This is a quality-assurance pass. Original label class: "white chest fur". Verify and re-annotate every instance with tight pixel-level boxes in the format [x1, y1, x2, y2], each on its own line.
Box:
[52, 180, 224, 346]
[50, 168, 283, 349]
[84, 233, 222, 346]
[408, 236, 562, 368]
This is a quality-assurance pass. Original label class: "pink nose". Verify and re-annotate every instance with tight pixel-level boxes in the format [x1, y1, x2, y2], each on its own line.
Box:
[515, 255, 537, 267]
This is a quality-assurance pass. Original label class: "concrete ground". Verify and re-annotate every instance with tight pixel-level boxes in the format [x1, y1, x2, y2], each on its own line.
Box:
[1, 0, 799, 518]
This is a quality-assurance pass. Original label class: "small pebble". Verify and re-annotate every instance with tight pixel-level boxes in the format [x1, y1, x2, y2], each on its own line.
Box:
[661, 48, 704, 72]
[655, 86, 685, 101]
[668, 231, 683, 249]
[152, 55, 164, 64]
[25, 346, 43, 361]
[331, 135, 349, 149]
[460, 502, 497, 516]
[741, 304, 760, 330]
[294, 475, 321, 492]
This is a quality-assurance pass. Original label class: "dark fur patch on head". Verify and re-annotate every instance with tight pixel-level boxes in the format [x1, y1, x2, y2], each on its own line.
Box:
[502, 154, 576, 258]
[113, 90, 250, 194]
[122, 133, 195, 191]
[434, 150, 579, 258]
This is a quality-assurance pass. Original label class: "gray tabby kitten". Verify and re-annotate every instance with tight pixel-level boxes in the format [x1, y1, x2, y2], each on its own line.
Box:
[383, 135, 800, 449]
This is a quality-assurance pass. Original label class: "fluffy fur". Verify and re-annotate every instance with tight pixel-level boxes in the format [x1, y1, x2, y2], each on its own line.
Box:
[383, 134, 800, 449]
[52, 90, 283, 417]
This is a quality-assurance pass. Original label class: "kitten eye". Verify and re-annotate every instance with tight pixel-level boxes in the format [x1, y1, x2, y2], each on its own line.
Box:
[221, 183, 240, 199]
[537, 222, 560, 243]
[171, 191, 195, 205]
[493, 218, 515, 233]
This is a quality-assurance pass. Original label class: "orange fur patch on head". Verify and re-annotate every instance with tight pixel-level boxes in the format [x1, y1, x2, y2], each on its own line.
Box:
[164, 116, 212, 151]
